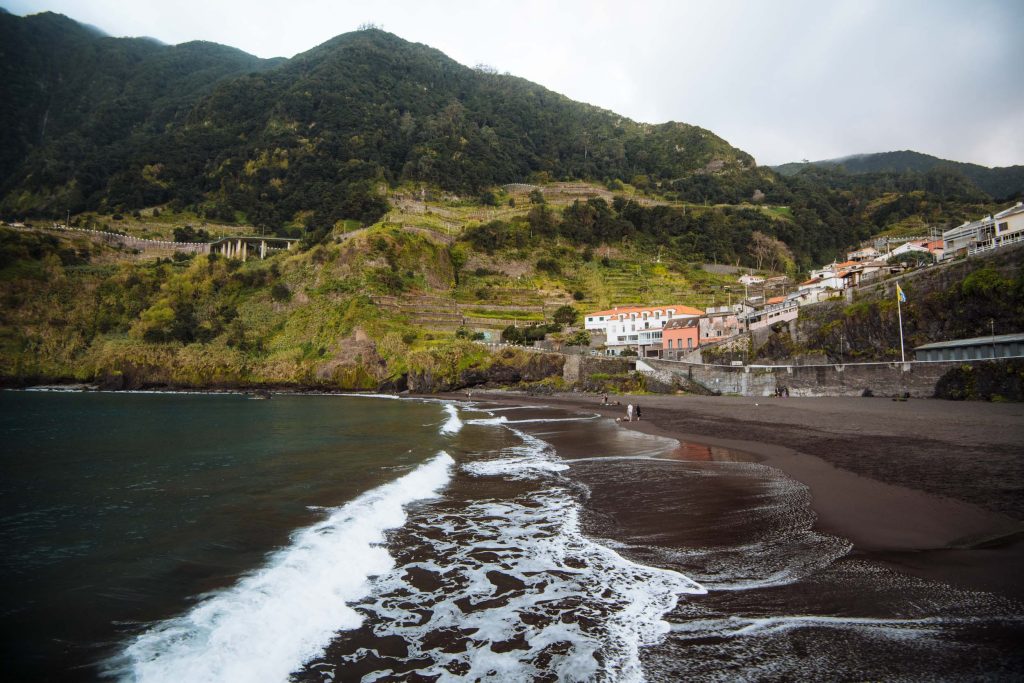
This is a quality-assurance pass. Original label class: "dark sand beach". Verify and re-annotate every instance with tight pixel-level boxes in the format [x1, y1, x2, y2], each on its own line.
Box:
[450, 392, 1024, 603]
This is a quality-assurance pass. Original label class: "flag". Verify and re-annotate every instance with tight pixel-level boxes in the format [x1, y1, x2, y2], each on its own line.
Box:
[896, 283, 906, 303]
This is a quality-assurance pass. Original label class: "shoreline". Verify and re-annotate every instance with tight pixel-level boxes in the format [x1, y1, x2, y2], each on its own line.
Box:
[451, 390, 1024, 601]
[12, 384, 1024, 599]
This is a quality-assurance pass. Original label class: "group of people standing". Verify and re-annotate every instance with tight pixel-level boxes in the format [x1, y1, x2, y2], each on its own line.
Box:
[601, 394, 641, 422]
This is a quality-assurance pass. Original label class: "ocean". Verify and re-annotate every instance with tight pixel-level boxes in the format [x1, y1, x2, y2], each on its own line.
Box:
[1, 391, 1020, 681]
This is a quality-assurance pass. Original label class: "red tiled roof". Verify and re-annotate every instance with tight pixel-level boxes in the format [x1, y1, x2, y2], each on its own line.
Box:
[587, 304, 704, 318]
[766, 296, 785, 304]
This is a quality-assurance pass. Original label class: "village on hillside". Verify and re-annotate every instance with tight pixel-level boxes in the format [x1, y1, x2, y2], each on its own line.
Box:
[580, 201, 1024, 360]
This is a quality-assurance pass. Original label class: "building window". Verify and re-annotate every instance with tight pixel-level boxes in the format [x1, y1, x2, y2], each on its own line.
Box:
[687, 338, 693, 350]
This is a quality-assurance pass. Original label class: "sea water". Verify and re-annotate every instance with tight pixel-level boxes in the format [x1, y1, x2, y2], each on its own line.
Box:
[1, 392, 1020, 682]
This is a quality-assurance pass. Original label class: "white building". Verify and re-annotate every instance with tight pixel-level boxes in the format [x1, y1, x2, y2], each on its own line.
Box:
[943, 202, 1024, 257]
[885, 241, 931, 261]
[738, 274, 764, 286]
[847, 246, 881, 262]
[584, 305, 704, 355]
[741, 296, 799, 331]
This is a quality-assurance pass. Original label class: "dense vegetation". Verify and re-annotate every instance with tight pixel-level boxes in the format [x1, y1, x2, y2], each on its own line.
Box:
[774, 150, 1024, 202]
[1, 12, 750, 233]
[2, 10, 1021, 394]
[3, 10, 1017, 266]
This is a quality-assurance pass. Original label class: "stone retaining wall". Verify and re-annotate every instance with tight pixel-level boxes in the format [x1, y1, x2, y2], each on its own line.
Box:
[641, 358, 1010, 398]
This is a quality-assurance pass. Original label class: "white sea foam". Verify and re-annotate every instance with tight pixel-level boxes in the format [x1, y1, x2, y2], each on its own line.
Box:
[335, 392, 402, 400]
[503, 414, 600, 424]
[338, 419, 706, 682]
[111, 453, 454, 683]
[480, 406, 533, 412]
[440, 403, 463, 434]
[467, 415, 509, 426]
[670, 614, 944, 638]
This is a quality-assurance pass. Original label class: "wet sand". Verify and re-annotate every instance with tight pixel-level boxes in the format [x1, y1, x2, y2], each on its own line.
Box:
[448, 392, 1024, 602]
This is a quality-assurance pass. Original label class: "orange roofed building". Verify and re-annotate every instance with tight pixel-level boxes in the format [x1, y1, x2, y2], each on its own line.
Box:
[584, 304, 703, 356]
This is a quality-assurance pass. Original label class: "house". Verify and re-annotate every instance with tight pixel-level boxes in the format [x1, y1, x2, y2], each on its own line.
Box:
[741, 297, 799, 331]
[584, 304, 703, 355]
[924, 239, 944, 260]
[662, 318, 700, 359]
[847, 246, 881, 262]
[943, 202, 1024, 257]
[699, 307, 742, 343]
[857, 259, 887, 283]
[738, 274, 764, 286]
[885, 241, 930, 261]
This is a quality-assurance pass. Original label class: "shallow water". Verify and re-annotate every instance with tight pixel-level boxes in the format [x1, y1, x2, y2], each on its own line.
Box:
[2, 392, 1021, 681]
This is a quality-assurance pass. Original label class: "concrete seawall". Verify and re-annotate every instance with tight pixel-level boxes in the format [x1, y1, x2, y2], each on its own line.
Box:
[639, 357, 1010, 398]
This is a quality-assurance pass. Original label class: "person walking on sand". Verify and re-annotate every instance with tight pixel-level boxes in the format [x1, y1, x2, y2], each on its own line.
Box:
[626, 403, 634, 422]
[635, 404, 642, 421]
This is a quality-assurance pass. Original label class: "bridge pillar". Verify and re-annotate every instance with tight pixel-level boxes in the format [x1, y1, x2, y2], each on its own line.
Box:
[260, 240, 266, 259]
[241, 240, 247, 262]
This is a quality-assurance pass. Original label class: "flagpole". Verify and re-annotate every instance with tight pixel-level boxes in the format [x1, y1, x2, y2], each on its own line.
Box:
[897, 288, 905, 363]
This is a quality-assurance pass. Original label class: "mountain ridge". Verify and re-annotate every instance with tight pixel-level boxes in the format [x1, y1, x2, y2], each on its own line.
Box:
[773, 150, 1023, 201]
[0, 14, 755, 227]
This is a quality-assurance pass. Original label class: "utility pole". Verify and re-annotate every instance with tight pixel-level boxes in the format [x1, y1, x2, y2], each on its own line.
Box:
[991, 319, 996, 359]
[839, 332, 844, 363]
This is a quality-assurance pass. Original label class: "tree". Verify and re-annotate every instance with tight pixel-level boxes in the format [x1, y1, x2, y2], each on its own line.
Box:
[528, 189, 545, 205]
[748, 231, 795, 273]
[566, 330, 591, 347]
[552, 305, 579, 326]
[501, 325, 525, 345]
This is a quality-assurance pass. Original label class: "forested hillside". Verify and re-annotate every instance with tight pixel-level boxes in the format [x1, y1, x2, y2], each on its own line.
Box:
[0, 12, 754, 230]
[774, 151, 1024, 202]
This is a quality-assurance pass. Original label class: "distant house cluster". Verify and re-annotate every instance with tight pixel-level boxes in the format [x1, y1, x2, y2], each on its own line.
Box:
[584, 292, 799, 358]
[584, 305, 703, 357]
[581, 202, 1024, 361]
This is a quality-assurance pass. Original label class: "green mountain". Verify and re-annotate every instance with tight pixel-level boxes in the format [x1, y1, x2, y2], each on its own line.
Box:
[0, 11, 280, 210]
[0, 10, 1010, 268]
[1, 11, 754, 229]
[773, 151, 1024, 201]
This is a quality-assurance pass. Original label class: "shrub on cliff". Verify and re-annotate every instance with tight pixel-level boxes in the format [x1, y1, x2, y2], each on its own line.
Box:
[934, 360, 1024, 401]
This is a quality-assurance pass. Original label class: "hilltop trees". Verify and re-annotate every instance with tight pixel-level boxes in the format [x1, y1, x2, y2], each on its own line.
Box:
[748, 231, 795, 273]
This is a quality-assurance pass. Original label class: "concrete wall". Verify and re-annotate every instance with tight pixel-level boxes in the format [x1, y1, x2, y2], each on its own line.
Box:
[563, 355, 635, 383]
[641, 358, 992, 398]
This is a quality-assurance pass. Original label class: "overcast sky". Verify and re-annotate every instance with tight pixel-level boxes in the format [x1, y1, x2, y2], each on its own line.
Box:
[7, 0, 1023, 167]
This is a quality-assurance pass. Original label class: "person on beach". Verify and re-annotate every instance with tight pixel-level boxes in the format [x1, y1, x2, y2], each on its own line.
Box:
[626, 403, 634, 422]
[635, 404, 642, 421]
[601, 394, 609, 405]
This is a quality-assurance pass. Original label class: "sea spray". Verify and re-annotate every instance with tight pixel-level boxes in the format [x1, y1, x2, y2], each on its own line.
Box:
[113, 453, 454, 683]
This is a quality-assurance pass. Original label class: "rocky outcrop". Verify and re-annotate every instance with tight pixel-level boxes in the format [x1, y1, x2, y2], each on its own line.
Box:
[407, 347, 564, 393]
